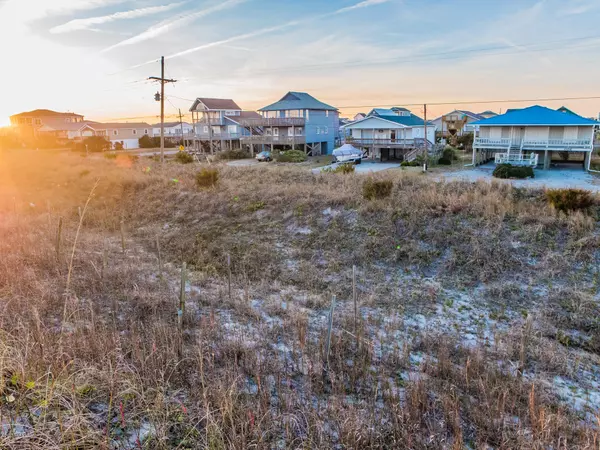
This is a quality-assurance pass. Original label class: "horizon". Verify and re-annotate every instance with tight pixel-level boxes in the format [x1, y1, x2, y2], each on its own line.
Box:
[2, 0, 600, 126]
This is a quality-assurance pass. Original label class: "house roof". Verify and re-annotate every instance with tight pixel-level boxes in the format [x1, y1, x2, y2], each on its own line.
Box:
[151, 122, 191, 127]
[479, 110, 498, 116]
[190, 98, 241, 111]
[433, 110, 486, 122]
[37, 119, 94, 132]
[471, 105, 600, 127]
[11, 109, 83, 118]
[342, 114, 433, 129]
[93, 122, 151, 129]
[260, 92, 338, 111]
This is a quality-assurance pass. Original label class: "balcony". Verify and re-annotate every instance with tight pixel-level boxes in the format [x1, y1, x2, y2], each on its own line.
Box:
[237, 118, 305, 127]
[351, 138, 419, 148]
[194, 132, 243, 140]
[475, 138, 593, 151]
[240, 135, 306, 145]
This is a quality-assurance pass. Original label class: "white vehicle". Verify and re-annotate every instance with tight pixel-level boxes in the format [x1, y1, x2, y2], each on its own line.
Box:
[332, 144, 364, 164]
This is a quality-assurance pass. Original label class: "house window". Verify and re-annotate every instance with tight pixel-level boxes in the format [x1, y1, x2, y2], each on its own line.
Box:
[113, 130, 118, 136]
[285, 110, 302, 118]
[212, 127, 221, 135]
[324, 127, 329, 134]
[228, 125, 237, 134]
[144, 129, 148, 135]
[326, 111, 329, 117]
[273, 128, 279, 136]
[34, 119, 41, 125]
[296, 128, 303, 136]
[288, 127, 294, 136]
[306, 110, 310, 121]
[132, 129, 137, 135]
[549, 127, 565, 140]
[266, 129, 272, 136]
[203, 126, 208, 133]
[480, 128, 490, 139]
[501, 127, 510, 139]
[316, 127, 321, 135]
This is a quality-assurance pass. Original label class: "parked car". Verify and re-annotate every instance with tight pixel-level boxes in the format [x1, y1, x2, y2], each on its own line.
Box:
[332, 144, 364, 164]
[256, 151, 272, 162]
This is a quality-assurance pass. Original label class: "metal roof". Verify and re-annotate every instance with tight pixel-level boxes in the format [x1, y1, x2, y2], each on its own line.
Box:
[190, 98, 241, 111]
[11, 109, 83, 118]
[471, 105, 600, 126]
[259, 92, 338, 111]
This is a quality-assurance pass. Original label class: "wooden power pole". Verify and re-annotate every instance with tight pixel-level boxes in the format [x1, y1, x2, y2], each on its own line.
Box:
[178, 109, 185, 149]
[423, 104, 428, 169]
[149, 56, 177, 163]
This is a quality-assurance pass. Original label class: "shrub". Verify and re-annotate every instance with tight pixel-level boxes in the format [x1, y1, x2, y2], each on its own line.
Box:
[546, 189, 595, 213]
[456, 133, 474, 149]
[323, 163, 355, 174]
[363, 179, 393, 200]
[276, 150, 307, 163]
[175, 152, 194, 164]
[82, 136, 110, 153]
[438, 158, 452, 165]
[217, 149, 251, 160]
[196, 168, 219, 188]
[401, 161, 421, 167]
[493, 164, 534, 179]
[442, 146, 458, 161]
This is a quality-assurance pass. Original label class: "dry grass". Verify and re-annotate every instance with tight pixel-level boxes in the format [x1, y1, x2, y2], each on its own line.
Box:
[0, 149, 599, 449]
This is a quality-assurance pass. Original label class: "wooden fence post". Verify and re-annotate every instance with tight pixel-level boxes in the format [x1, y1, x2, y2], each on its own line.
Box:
[55, 217, 63, 262]
[353, 265, 358, 346]
[325, 295, 336, 368]
[227, 254, 232, 300]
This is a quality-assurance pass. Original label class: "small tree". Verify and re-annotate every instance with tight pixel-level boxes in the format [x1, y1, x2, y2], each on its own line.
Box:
[82, 136, 110, 153]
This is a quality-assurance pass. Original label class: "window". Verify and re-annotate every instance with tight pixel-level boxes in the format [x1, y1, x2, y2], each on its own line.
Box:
[113, 130, 118, 136]
[326, 111, 329, 117]
[34, 119, 42, 125]
[324, 127, 329, 134]
[296, 128, 303, 136]
[266, 129, 272, 136]
[273, 128, 279, 136]
[212, 126, 221, 135]
[203, 126, 208, 133]
[132, 129, 137, 135]
[263, 111, 278, 119]
[480, 128, 490, 139]
[228, 125, 237, 134]
[288, 127, 294, 137]
[144, 129, 148, 135]
[285, 110, 302, 118]
[316, 127, 321, 135]
[306, 110, 310, 121]
[501, 127, 510, 139]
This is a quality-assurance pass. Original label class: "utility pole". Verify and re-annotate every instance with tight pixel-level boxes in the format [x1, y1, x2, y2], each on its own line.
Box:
[178, 109, 185, 149]
[423, 104, 428, 169]
[149, 56, 177, 163]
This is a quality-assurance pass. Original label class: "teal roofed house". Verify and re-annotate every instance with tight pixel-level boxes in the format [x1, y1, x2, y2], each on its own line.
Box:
[341, 107, 435, 162]
[471, 105, 599, 171]
[239, 92, 340, 155]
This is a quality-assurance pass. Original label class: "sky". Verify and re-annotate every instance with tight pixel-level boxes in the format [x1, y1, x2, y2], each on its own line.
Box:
[1, 0, 600, 126]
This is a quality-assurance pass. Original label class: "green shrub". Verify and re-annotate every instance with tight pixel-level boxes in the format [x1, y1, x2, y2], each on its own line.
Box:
[363, 179, 393, 200]
[276, 150, 307, 163]
[196, 168, 219, 188]
[104, 152, 117, 160]
[442, 146, 458, 161]
[175, 151, 194, 164]
[438, 158, 452, 165]
[217, 148, 251, 160]
[492, 164, 534, 179]
[401, 160, 420, 167]
[546, 189, 595, 213]
[323, 163, 355, 174]
[456, 133, 474, 149]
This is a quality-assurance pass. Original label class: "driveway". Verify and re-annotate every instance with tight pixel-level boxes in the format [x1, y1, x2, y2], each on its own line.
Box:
[313, 161, 401, 174]
[441, 163, 600, 192]
[227, 159, 260, 167]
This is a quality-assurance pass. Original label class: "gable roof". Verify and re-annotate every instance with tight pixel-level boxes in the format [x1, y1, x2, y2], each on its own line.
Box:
[479, 110, 498, 116]
[342, 114, 432, 129]
[472, 105, 600, 127]
[11, 109, 83, 118]
[260, 92, 338, 111]
[93, 122, 151, 129]
[38, 121, 96, 132]
[190, 98, 241, 111]
[151, 122, 191, 128]
[223, 111, 263, 125]
[433, 110, 485, 122]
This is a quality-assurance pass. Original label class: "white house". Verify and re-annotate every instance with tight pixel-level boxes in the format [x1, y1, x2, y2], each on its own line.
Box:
[152, 122, 194, 138]
[471, 105, 599, 170]
[342, 108, 436, 162]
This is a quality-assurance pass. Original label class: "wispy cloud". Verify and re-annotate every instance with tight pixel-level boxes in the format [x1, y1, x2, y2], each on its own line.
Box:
[1, 0, 129, 23]
[334, 0, 392, 15]
[50, 2, 185, 34]
[102, 0, 247, 53]
[562, 0, 599, 15]
[126, 0, 392, 66]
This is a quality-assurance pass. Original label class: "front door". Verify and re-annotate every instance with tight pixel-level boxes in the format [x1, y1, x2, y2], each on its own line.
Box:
[391, 130, 396, 142]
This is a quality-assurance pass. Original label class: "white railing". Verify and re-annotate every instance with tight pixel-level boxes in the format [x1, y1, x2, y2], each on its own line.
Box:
[476, 138, 592, 151]
[495, 153, 539, 167]
[474, 138, 511, 148]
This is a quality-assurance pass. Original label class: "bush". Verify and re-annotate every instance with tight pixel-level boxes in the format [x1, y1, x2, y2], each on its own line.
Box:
[217, 149, 251, 160]
[456, 133, 474, 149]
[175, 152, 194, 164]
[442, 146, 458, 161]
[196, 168, 219, 188]
[438, 158, 452, 165]
[82, 136, 110, 153]
[363, 179, 393, 200]
[139, 135, 155, 148]
[276, 150, 307, 163]
[323, 163, 355, 174]
[401, 160, 421, 167]
[492, 164, 534, 179]
[546, 189, 595, 213]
